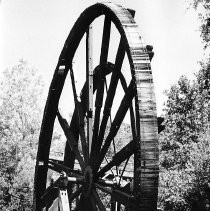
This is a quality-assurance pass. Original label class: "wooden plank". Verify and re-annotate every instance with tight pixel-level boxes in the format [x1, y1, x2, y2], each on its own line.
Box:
[86, 25, 93, 158]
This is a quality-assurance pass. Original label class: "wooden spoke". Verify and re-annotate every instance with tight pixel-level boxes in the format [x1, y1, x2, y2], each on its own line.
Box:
[95, 183, 136, 208]
[94, 80, 135, 172]
[111, 189, 136, 209]
[91, 39, 126, 165]
[104, 77, 119, 176]
[90, 79, 105, 163]
[41, 179, 60, 200]
[97, 140, 135, 178]
[100, 16, 111, 64]
[102, 63, 137, 141]
[92, 189, 106, 211]
[69, 70, 87, 162]
[64, 76, 89, 169]
[70, 67, 89, 165]
[90, 17, 111, 163]
[77, 102, 89, 164]
[119, 72, 128, 92]
[97, 179, 115, 187]
[69, 67, 78, 105]
[118, 157, 129, 185]
[57, 110, 85, 171]
[64, 65, 101, 166]
[119, 72, 137, 142]
[104, 156, 117, 179]
[48, 159, 82, 177]
[65, 64, 112, 168]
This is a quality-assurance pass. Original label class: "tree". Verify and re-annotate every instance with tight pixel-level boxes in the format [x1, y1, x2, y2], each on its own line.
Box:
[160, 76, 198, 169]
[184, 129, 210, 210]
[189, 0, 210, 48]
[0, 60, 44, 210]
[158, 63, 210, 210]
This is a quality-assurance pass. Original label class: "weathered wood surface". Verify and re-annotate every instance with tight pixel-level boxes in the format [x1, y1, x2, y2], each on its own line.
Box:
[34, 2, 159, 211]
[103, 3, 159, 210]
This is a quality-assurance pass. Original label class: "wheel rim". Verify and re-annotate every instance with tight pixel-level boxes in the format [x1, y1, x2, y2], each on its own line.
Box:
[33, 2, 159, 211]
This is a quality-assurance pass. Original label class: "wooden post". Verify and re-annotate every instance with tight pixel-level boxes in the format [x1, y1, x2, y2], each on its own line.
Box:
[86, 24, 93, 160]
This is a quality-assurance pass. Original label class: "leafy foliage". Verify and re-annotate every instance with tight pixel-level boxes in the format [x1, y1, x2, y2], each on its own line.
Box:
[159, 62, 210, 210]
[189, 0, 210, 48]
[0, 60, 44, 210]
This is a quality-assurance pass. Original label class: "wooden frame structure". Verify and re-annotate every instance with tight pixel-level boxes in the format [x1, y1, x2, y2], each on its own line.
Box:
[33, 2, 159, 211]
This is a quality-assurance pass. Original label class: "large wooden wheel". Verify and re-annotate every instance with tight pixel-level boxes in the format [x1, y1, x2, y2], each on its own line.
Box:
[33, 2, 159, 211]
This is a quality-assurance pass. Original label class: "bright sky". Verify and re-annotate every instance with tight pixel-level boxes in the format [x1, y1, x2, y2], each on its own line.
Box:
[0, 0, 204, 115]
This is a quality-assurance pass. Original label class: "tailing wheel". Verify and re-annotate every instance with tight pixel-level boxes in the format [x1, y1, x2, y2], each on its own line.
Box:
[33, 2, 159, 211]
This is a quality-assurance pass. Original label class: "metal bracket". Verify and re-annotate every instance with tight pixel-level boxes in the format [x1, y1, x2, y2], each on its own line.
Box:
[47, 189, 70, 211]
[59, 190, 70, 211]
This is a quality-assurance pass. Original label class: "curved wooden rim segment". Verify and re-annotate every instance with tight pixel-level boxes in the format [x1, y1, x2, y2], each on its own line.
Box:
[33, 2, 159, 211]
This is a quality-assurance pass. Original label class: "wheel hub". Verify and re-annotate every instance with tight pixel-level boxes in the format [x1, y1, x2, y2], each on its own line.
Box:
[83, 166, 93, 197]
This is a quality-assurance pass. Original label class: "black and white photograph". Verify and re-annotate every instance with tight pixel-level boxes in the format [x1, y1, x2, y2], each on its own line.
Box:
[0, 0, 209, 210]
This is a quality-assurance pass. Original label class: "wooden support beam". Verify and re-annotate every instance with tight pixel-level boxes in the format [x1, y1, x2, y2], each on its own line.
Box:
[86, 25, 94, 159]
